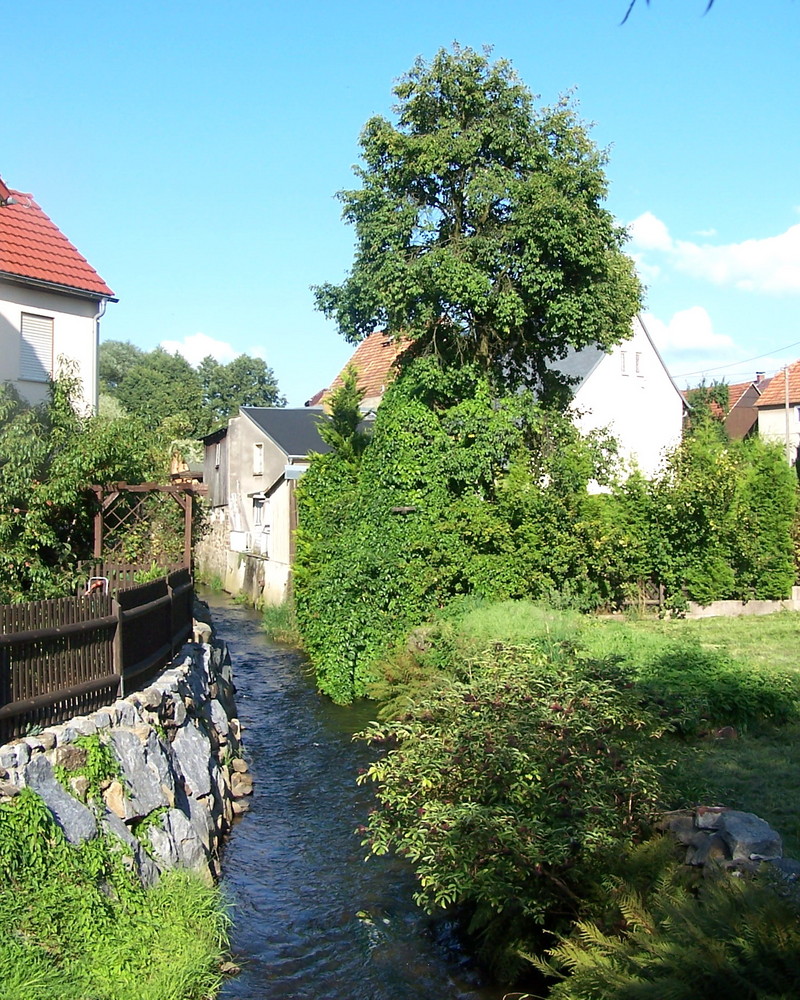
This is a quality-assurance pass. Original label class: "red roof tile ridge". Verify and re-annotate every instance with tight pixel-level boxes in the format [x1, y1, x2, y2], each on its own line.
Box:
[0, 181, 114, 298]
[755, 360, 800, 407]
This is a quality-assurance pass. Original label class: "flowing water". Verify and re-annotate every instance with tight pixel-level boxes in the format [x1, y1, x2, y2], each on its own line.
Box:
[204, 591, 508, 1000]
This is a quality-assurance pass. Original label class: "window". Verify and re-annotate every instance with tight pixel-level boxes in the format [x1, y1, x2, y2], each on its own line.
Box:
[253, 442, 264, 476]
[253, 497, 265, 526]
[20, 313, 54, 382]
[620, 350, 629, 376]
[635, 352, 643, 377]
[214, 442, 221, 468]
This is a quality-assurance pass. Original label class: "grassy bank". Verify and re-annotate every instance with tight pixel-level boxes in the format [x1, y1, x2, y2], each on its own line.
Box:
[448, 602, 800, 855]
[0, 789, 231, 1000]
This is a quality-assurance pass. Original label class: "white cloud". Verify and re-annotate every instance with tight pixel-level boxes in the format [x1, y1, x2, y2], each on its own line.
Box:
[628, 211, 673, 252]
[644, 306, 734, 355]
[628, 213, 800, 293]
[160, 332, 238, 367]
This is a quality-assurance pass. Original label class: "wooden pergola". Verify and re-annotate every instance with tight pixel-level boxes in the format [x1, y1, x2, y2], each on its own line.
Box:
[90, 482, 205, 566]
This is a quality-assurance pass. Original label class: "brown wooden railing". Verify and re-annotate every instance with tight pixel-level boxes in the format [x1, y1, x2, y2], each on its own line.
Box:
[0, 568, 194, 743]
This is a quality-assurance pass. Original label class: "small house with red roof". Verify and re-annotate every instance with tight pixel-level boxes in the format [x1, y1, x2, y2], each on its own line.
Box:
[756, 361, 800, 463]
[0, 175, 115, 412]
[305, 332, 411, 412]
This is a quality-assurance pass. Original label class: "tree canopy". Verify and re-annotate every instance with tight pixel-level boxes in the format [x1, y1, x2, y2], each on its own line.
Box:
[314, 45, 641, 395]
[99, 342, 285, 436]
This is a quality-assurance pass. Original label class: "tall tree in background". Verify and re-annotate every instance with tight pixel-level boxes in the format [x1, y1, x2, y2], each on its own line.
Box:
[99, 342, 285, 435]
[198, 354, 286, 428]
[314, 45, 641, 397]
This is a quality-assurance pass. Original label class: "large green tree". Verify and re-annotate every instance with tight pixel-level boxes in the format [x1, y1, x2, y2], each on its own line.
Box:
[198, 354, 286, 428]
[314, 45, 641, 395]
[99, 342, 286, 436]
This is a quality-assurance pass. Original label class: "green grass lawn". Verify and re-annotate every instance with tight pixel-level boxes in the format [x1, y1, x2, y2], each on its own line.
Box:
[454, 602, 800, 858]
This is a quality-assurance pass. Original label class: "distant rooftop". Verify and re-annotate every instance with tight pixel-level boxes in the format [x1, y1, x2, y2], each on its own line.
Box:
[241, 407, 331, 457]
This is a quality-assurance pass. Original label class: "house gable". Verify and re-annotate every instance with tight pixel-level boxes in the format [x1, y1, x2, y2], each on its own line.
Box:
[0, 175, 115, 411]
[567, 315, 685, 478]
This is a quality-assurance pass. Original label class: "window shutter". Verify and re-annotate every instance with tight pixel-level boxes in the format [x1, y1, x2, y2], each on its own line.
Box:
[20, 314, 54, 382]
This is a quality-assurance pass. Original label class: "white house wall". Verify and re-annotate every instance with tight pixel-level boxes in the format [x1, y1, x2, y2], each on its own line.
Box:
[0, 279, 99, 412]
[757, 407, 800, 464]
[570, 320, 683, 479]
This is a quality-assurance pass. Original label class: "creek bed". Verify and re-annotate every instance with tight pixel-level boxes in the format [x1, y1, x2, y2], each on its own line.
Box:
[204, 591, 506, 1000]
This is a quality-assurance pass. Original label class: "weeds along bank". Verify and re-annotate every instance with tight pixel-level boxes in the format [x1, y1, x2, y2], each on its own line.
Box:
[0, 623, 250, 1000]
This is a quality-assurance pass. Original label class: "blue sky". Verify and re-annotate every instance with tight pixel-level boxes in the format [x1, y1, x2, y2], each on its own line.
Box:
[3, 0, 799, 404]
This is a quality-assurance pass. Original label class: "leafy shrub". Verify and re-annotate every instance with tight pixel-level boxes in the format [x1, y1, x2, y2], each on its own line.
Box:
[357, 644, 674, 980]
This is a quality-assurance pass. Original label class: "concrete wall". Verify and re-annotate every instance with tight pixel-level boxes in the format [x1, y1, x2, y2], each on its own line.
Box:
[0, 629, 252, 886]
[196, 504, 293, 606]
[0, 278, 100, 412]
[686, 587, 800, 619]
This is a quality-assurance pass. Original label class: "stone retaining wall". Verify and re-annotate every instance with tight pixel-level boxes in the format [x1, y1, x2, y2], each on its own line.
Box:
[0, 631, 251, 886]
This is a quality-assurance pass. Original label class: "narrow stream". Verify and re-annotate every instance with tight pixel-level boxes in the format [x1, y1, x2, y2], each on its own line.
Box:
[203, 591, 507, 1000]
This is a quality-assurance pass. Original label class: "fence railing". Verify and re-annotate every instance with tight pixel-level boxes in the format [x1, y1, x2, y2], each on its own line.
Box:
[0, 568, 194, 743]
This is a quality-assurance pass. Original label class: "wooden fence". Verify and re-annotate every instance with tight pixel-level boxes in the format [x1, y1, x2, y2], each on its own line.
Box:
[0, 568, 194, 743]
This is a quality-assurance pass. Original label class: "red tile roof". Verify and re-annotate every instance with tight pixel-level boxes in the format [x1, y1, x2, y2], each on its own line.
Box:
[0, 175, 114, 298]
[756, 362, 800, 408]
[325, 332, 411, 402]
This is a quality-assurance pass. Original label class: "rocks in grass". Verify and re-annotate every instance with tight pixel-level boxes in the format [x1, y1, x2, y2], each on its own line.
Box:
[0, 631, 244, 886]
[660, 806, 792, 876]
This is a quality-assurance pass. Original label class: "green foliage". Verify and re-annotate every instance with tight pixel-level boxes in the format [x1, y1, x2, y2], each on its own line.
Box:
[295, 358, 617, 702]
[0, 788, 230, 1000]
[53, 734, 122, 802]
[317, 365, 371, 464]
[0, 374, 167, 601]
[643, 426, 797, 606]
[538, 863, 800, 999]
[296, 351, 798, 701]
[357, 642, 674, 980]
[261, 598, 301, 645]
[198, 352, 286, 429]
[683, 379, 730, 438]
[314, 44, 641, 393]
[100, 341, 286, 437]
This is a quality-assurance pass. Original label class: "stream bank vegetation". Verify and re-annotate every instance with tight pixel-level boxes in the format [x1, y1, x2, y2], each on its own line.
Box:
[0, 788, 231, 1000]
[357, 603, 800, 992]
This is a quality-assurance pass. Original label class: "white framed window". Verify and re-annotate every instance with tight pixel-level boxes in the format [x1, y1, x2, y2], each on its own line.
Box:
[620, 350, 629, 376]
[635, 352, 643, 377]
[253, 442, 264, 476]
[214, 442, 221, 468]
[20, 313, 54, 382]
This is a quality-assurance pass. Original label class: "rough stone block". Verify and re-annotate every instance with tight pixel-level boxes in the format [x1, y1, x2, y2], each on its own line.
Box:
[172, 721, 212, 799]
[110, 729, 168, 818]
[24, 754, 96, 844]
[716, 811, 782, 861]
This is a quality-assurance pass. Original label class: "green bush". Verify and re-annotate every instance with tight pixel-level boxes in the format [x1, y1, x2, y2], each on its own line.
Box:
[357, 643, 675, 980]
[0, 788, 230, 1000]
[538, 864, 800, 999]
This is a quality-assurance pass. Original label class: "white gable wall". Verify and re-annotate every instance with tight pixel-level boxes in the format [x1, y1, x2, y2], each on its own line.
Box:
[570, 318, 683, 479]
[0, 278, 100, 412]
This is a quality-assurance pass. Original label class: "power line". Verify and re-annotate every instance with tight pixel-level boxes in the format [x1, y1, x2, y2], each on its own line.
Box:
[672, 339, 800, 380]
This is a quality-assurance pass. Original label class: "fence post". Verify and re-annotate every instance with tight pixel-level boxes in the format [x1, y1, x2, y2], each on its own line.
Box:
[113, 596, 124, 698]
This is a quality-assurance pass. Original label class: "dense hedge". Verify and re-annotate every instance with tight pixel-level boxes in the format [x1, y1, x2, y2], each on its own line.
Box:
[294, 359, 798, 703]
